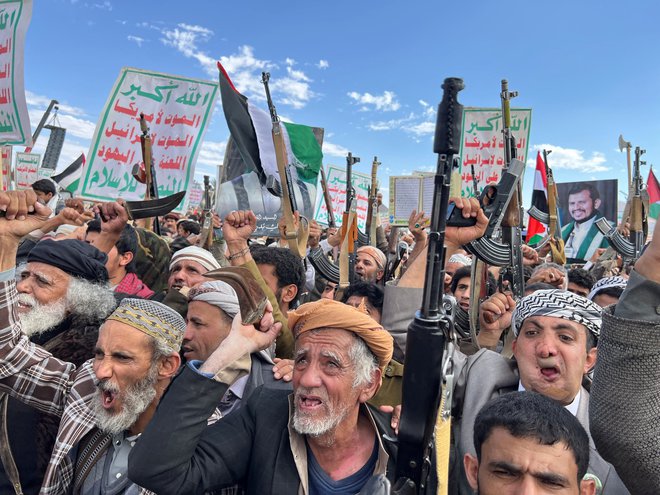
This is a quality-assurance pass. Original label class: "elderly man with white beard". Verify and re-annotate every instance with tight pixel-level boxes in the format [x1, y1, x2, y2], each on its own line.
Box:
[2, 237, 116, 494]
[129, 297, 400, 495]
[0, 192, 199, 495]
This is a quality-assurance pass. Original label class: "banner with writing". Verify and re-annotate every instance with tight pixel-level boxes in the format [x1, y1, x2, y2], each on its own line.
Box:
[313, 165, 371, 231]
[79, 67, 217, 210]
[458, 108, 532, 198]
[14, 151, 39, 189]
[1, 145, 11, 190]
[0, 0, 32, 145]
[186, 181, 204, 210]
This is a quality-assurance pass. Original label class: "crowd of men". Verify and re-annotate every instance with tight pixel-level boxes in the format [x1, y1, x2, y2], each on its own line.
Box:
[0, 181, 657, 495]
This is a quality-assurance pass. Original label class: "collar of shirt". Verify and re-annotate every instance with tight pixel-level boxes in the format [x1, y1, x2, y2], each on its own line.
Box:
[518, 382, 581, 416]
[286, 395, 389, 495]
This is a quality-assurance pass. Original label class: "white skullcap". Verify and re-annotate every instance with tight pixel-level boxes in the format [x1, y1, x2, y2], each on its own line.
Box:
[169, 246, 220, 272]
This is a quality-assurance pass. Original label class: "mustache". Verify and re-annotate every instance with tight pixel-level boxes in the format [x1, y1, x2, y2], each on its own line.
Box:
[96, 379, 120, 394]
[17, 293, 36, 306]
[295, 387, 329, 403]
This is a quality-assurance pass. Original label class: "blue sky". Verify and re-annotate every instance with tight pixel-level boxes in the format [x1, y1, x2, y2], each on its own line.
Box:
[23, 0, 660, 208]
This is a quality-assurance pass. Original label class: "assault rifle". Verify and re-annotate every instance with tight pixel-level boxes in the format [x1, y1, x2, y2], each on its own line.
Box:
[596, 146, 647, 260]
[392, 77, 464, 494]
[460, 80, 526, 298]
[365, 156, 381, 246]
[262, 72, 308, 257]
[308, 152, 361, 287]
[199, 175, 214, 250]
[319, 165, 336, 230]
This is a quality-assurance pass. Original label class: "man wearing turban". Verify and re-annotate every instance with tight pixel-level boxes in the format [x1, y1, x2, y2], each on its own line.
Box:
[0, 193, 193, 494]
[129, 297, 400, 494]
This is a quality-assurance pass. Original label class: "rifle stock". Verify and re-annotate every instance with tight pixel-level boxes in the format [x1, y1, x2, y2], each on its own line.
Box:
[393, 77, 464, 494]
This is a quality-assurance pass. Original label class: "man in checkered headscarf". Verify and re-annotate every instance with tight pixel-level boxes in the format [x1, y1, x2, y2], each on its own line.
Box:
[452, 288, 630, 494]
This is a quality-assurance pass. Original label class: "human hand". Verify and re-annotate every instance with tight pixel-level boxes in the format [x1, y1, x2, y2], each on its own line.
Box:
[521, 244, 539, 266]
[57, 207, 94, 227]
[0, 190, 51, 233]
[407, 210, 429, 241]
[272, 358, 294, 382]
[0, 191, 51, 269]
[96, 202, 129, 236]
[64, 198, 85, 214]
[479, 292, 516, 348]
[225, 299, 282, 354]
[212, 212, 222, 229]
[278, 210, 300, 240]
[307, 220, 321, 249]
[223, 210, 257, 244]
[326, 226, 341, 248]
[527, 266, 565, 289]
[445, 197, 488, 247]
[378, 404, 402, 435]
[589, 248, 607, 263]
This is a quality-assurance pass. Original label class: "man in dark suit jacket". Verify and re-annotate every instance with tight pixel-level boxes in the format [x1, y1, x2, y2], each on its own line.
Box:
[129, 298, 399, 495]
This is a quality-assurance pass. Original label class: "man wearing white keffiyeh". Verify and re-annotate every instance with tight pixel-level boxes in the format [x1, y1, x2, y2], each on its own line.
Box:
[447, 287, 629, 494]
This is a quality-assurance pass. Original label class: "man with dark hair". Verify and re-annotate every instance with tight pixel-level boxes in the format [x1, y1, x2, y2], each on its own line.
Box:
[586, 276, 627, 308]
[86, 219, 154, 298]
[562, 182, 610, 262]
[251, 244, 306, 312]
[567, 268, 597, 298]
[31, 178, 57, 205]
[464, 392, 596, 495]
[341, 280, 385, 322]
[177, 219, 201, 238]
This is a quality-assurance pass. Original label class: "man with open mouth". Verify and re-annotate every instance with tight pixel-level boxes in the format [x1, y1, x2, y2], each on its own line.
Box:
[447, 288, 629, 494]
[0, 192, 190, 495]
[129, 297, 398, 495]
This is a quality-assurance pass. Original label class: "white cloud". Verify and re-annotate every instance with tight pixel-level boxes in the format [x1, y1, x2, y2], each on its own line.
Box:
[196, 139, 226, 168]
[160, 23, 216, 75]
[406, 121, 435, 136]
[25, 91, 87, 117]
[127, 35, 145, 47]
[159, 23, 316, 110]
[317, 59, 329, 69]
[178, 23, 213, 36]
[322, 140, 350, 158]
[92, 1, 112, 11]
[347, 90, 400, 112]
[527, 144, 609, 173]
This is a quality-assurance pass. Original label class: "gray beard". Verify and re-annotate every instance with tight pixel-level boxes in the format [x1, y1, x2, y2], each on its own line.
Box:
[291, 389, 352, 443]
[17, 294, 67, 337]
[92, 364, 159, 435]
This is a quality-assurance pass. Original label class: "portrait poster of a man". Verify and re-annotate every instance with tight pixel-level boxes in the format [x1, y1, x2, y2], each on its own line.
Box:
[556, 179, 618, 263]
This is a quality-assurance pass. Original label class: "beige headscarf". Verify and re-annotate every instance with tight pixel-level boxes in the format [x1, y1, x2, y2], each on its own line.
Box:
[288, 298, 393, 372]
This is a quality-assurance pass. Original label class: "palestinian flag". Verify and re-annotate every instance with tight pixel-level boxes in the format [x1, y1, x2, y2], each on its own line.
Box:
[217, 62, 323, 190]
[648, 167, 660, 219]
[526, 151, 548, 245]
[51, 153, 85, 194]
